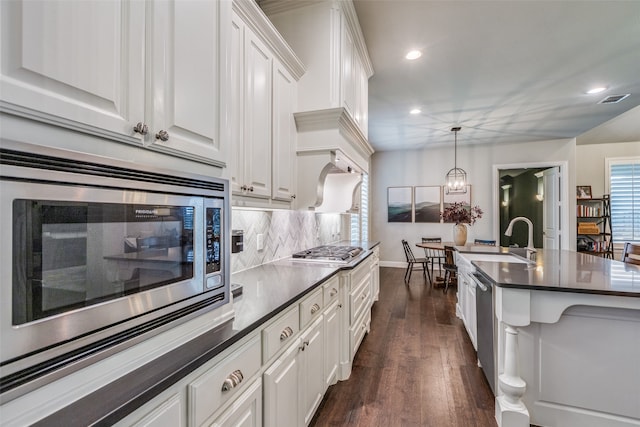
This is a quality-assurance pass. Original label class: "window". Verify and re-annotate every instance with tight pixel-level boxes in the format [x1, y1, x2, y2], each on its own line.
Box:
[350, 173, 369, 241]
[607, 157, 640, 243]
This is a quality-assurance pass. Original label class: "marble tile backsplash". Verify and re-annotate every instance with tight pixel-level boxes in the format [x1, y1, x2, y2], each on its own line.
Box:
[231, 209, 348, 272]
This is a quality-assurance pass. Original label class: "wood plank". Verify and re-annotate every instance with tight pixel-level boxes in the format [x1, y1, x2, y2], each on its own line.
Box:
[310, 267, 497, 427]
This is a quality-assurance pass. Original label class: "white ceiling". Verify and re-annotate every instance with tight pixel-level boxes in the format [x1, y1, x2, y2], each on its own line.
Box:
[352, 0, 640, 152]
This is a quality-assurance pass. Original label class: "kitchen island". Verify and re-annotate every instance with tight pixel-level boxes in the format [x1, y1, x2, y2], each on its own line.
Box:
[468, 249, 640, 427]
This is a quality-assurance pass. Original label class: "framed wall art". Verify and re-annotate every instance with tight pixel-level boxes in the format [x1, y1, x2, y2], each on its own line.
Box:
[414, 186, 442, 223]
[387, 186, 413, 222]
[577, 185, 592, 199]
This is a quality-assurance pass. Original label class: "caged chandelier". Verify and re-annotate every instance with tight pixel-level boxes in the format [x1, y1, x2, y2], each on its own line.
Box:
[445, 126, 467, 194]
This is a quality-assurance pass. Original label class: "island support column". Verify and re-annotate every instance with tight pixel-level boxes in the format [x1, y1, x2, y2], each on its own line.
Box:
[494, 286, 531, 427]
[495, 325, 528, 426]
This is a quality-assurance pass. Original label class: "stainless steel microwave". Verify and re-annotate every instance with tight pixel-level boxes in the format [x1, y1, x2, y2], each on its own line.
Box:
[0, 141, 231, 401]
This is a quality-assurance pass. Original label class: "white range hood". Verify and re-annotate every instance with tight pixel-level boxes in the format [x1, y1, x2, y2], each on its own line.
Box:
[294, 108, 374, 213]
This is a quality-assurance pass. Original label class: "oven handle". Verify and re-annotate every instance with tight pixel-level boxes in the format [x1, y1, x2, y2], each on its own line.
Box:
[470, 272, 489, 292]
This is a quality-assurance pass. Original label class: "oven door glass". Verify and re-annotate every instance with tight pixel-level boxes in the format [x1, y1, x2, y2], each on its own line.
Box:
[12, 200, 195, 325]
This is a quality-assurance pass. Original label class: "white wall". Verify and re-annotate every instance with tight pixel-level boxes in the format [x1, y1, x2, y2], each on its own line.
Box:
[371, 138, 576, 265]
[575, 141, 640, 198]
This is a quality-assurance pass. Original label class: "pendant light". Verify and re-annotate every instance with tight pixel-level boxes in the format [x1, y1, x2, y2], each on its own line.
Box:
[445, 126, 467, 194]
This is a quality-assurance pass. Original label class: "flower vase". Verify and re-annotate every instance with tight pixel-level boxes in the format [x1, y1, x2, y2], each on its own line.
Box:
[453, 223, 467, 246]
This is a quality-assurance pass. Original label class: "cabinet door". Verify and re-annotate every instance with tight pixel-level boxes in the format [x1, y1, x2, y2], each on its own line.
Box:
[229, 12, 245, 194]
[340, 23, 356, 117]
[271, 59, 297, 202]
[147, 0, 222, 166]
[243, 29, 272, 198]
[0, 0, 145, 144]
[263, 338, 300, 427]
[323, 300, 340, 388]
[300, 315, 325, 426]
[211, 379, 262, 427]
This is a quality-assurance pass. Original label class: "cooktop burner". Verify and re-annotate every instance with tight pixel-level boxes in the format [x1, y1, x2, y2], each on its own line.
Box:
[292, 245, 363, 262]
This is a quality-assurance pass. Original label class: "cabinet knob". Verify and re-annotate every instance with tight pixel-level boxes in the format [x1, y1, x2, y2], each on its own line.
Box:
[155, 130, 170, 141]
[280, 326, 294, 341]
[248, 186, 254, 192]
[338, 303, 343, 308]
[291, 194, 296, 199]
[133, 122, 148, 135]
[329, 288, 338, 297]
[221, 369, 244, 392]
[310, 303, 321, 315]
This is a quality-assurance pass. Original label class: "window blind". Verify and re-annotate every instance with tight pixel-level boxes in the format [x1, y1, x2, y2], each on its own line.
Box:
[609, 159, 640, 243]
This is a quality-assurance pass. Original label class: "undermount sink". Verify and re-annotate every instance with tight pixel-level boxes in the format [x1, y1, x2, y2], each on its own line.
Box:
[463, 253, 531, 264]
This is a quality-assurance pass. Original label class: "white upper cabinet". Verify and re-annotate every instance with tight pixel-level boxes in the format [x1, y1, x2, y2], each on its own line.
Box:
[0, 0, 145, 144]
[146, 0, 222, 166]
[228, 0, 303, 206]
[261, 0, 373, 137]
[0, 0, 225, 167]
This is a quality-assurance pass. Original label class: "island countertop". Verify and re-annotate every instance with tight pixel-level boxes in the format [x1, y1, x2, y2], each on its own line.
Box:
[470, 249, 640, 297]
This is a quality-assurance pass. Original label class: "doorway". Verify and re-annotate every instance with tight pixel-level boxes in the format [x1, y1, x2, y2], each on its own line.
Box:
[492, 161, 569, 250]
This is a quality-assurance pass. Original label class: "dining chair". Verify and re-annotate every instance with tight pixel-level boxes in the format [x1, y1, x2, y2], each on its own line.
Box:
[474, 239, 496, 246]
[442, 245, 458, 293]
[621, 242, 640, 265]
[402, 240, 429, 283]
[422, 237, 445, 283]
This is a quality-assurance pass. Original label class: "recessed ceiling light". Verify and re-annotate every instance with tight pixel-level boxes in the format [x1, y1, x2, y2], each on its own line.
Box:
[405, 50, 422, 60]
[410, 108, 421, 115]
[586, 86, 607, 94]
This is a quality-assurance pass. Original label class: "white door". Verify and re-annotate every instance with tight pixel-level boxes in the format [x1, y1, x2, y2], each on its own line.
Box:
[0, 0, 145, 144]
[543, 167, 561, 249]
[147, 0, 222, 166]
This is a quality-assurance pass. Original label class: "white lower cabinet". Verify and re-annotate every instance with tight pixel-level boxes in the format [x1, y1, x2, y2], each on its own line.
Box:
[189, 336, 262, 427]
[263, 334, 302, 427]
[263, 315, 325, 427]
[322, 276, 341, 389]
[210, 379, 262, 427]
[131, 394, 184, 427]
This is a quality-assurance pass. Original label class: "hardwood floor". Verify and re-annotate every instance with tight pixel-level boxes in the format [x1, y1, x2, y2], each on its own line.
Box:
[310, 267, 497, 427]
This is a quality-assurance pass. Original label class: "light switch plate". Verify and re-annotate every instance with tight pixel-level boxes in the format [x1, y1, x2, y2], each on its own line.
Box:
[257, 233, 264, 251]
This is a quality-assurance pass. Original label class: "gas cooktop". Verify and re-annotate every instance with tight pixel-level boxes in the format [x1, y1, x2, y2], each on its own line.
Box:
[292, 245, 363, 262]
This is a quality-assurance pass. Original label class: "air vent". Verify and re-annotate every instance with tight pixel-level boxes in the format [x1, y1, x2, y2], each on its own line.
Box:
[598, 94, 630, 104]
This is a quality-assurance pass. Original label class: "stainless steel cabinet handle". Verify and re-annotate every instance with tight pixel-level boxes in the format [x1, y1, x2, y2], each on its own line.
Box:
[155, 130, 169, 141]
[221, 369, 244, 392]
[280, 326, 293, 341]
[133, 122, 148, 135]
[310, 303, 320, 315]
[329, 288, 338, 297]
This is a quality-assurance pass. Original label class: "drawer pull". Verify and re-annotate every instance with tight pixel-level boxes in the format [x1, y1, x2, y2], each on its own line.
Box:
[329, 288, 338, 297]
[221, 369, 244, 392]
[310, 303, 321, 315]
[280, 326, 293, 341]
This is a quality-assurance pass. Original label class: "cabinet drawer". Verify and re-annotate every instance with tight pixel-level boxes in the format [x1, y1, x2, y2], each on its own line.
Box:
[188, 335, 261, 427]
[262, 305, 300, 363]
[299, 287, 323, 330]
[349, 272, 371, 324]
[349, 256, 372, 291]
[350, 307, 370, 360]
[323, 276, 340, 306]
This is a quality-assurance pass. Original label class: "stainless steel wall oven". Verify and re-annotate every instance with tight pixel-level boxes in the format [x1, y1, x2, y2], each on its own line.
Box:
[0, 141, 230, 401]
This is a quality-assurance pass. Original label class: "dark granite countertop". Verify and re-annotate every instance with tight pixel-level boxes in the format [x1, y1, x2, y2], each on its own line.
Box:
[467, 249, 640, 297]
[37, 241, 379, 426]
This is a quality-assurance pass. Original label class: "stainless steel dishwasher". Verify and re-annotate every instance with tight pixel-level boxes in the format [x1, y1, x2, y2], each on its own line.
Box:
[473, 271, 496, 395]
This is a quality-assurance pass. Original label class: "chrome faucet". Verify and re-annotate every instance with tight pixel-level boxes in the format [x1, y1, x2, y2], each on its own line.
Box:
[505, 216, 536, 260]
